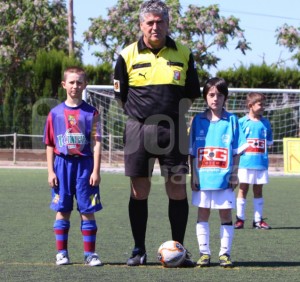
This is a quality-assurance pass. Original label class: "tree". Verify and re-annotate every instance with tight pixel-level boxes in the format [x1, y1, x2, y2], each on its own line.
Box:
[0, 0, 69, 77]
[83, 0, 250, 73]
[276, 24, 300, 66]
[175, 4, 250, 70]
[84, 0, 142, 63]
[0, 0, 83, 135]
[0, 0, 71, 116]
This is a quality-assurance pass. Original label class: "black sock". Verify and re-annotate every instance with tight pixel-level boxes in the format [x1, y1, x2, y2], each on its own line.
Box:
[168, 198, 189, 245]
[128, 197, 148, 252]
[221, 222, 233, 226]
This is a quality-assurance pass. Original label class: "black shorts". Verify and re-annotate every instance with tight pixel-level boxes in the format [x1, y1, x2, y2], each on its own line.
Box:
[124, 116, 189, 177]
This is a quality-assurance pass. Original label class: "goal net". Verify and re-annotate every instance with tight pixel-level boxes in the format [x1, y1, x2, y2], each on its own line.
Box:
[85, 86, 300, 169]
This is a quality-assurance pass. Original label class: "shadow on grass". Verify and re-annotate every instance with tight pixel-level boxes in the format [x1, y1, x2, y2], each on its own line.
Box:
[86, 261, 300, 268]
[235, 261, 300, 267]
[270, 227, 300, 230]
[103, 262, 162, 266]
[66, 262, 163, 267]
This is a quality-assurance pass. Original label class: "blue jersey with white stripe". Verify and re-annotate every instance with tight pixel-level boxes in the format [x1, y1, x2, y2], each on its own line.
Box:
[189, 109, 248, 190]
[238, 115, 273, 170]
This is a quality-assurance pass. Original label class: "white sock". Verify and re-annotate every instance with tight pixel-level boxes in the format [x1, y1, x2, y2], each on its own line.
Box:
[196, 222, 210, 255]
[253, 197, 264, 222]
[236, 198, 247, 220]
[219, 225, 234, 256]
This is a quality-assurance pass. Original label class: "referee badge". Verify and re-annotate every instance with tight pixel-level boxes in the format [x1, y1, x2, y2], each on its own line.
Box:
[173, 71, 180, 81]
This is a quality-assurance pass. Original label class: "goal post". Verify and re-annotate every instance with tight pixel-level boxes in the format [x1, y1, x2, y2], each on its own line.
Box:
[84, 85, 125, 166]
[85, 86, 300, 170]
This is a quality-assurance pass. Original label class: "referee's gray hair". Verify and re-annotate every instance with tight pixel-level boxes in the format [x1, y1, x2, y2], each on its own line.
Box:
[139, 0, 169, 23]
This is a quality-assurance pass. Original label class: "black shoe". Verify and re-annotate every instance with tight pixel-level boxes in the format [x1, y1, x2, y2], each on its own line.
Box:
[219, 254, 234, 268]
[180, 251, 195, 268]
[253, 219, 271, 229]
[234, 216, 244, 229]
[127, 248, 147, 266]
[197, 253, 211, 267]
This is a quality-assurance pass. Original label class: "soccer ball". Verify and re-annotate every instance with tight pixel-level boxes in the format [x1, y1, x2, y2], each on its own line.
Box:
[157, 240, 187, 268]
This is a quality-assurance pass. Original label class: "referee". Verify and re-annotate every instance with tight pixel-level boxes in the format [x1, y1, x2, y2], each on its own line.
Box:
[113, 0, 201, 267]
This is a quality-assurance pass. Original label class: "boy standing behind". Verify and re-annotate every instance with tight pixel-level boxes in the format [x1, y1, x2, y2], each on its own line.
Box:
[189, 77, 248, 268]
[235, 92, 273, 230]
[43, 66, 103, 266]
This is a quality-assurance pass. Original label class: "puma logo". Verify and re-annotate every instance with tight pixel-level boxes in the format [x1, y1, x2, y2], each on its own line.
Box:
[139, 73, 147, 79]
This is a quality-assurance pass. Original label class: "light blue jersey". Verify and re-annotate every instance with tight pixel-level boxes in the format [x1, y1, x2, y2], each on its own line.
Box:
[238, 115, 273, 170]
[189, 109, 248, 190]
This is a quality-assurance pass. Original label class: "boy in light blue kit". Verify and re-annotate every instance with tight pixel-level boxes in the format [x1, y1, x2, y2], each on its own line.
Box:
[189, 77, 248, 268]
[234, 92, 273, 230]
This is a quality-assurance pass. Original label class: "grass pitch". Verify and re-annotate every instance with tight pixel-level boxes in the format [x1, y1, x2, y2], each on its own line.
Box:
[0, 169, 299, 281]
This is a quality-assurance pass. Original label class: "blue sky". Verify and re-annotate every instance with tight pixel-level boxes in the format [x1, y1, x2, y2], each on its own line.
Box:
[74, 0, 300, 74]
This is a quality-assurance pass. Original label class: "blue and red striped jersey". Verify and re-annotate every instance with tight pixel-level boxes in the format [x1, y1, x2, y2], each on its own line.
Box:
[43, 101, 101, 156]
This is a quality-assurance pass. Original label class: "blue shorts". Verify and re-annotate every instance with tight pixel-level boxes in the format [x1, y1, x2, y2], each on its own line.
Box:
[50, 155, 103, 214]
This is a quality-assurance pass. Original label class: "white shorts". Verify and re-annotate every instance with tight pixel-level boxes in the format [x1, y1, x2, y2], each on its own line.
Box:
[238, 169, 268, 185]
[191, 189, 236, 209]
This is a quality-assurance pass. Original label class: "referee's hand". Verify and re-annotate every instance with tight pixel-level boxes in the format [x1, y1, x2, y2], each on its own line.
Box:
[229, 174, 239, 190]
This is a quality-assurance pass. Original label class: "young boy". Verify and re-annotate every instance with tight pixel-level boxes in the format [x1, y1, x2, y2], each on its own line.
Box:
[43, 66, 103, 266]
[234, 92, 273, 230]
[189, 77, 248, 268]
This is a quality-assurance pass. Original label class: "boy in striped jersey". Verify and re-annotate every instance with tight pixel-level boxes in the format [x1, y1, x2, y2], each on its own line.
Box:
[43, 67, 103, 266]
